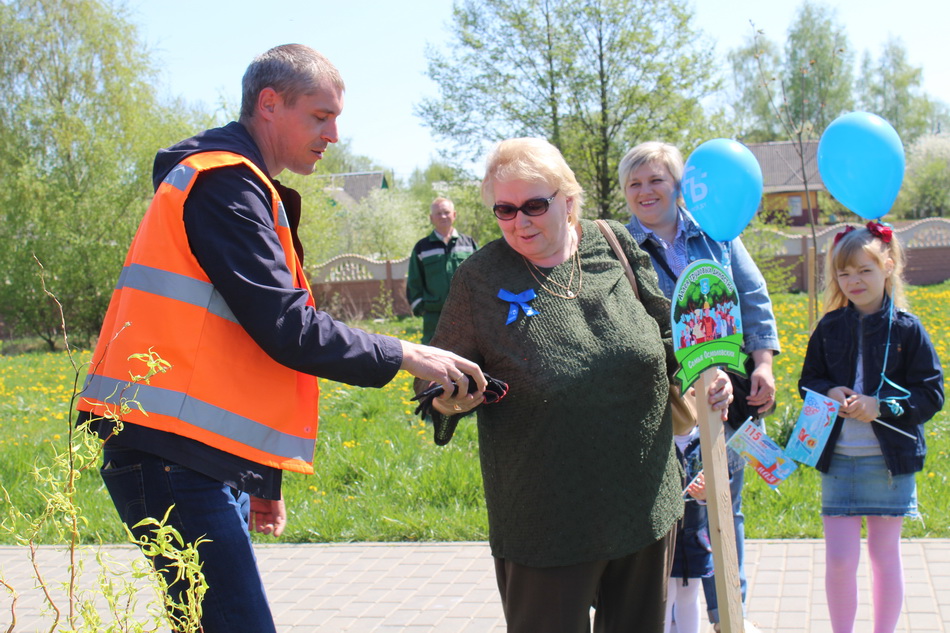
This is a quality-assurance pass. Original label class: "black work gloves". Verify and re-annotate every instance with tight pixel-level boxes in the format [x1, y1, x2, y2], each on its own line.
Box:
[411, 374, 509, 445]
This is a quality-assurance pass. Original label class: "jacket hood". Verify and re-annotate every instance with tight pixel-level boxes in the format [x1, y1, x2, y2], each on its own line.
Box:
[152, 121, 268, 190]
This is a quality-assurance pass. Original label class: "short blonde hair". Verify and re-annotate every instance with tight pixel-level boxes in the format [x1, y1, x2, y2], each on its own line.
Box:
[618, 141, 684, 204]
[822, 225, 907, 314]
[481, 138, 584, 225]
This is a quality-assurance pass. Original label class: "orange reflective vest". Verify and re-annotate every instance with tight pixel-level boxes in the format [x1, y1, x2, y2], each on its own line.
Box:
[78, 151, 319, 474]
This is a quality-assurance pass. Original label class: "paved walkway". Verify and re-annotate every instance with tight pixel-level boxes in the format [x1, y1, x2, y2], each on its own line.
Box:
[2, 539, 948, 632]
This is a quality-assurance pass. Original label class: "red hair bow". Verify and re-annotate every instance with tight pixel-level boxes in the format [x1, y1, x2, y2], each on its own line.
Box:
[833, 225, 855, 246]
[866, 221, 893, 243]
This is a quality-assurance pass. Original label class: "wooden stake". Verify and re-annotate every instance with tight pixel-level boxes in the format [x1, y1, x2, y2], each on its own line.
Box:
[695, 368, 744, 633]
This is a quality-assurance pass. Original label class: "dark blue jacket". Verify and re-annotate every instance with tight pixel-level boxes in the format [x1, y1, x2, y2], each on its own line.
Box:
[91, 122, 404, 498]
[672, 433, 714, 581]
[799, 298, 944, 475]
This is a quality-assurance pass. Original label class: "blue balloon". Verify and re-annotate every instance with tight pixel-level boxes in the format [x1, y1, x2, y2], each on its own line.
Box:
[817, 112, 904, 220]
[682, 139, 763, 242]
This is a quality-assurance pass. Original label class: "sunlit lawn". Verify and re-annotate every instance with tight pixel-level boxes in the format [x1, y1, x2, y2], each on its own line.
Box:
[744, 282, 950, 538]
[1, 282, 948, 544]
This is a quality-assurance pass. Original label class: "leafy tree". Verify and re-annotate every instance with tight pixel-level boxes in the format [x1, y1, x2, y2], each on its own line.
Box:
[725, 3, 864, 323]
[281, 138, 393, 265]
[406, 161, 469, 205]
[781, 1, 854, 135]
[312, 138, 386, 177]
[417, 0, 720, 219]
[287, 183, 347, 267]
[284, 182, 429, 265]
[741, 212, 798, 295]
[894, 134, 950, 219]
[0, 0, 199, 348]
[728, 2, 853, 144]
[727, 34, 783, 142]
[816, 191, 860, 224]
[856, 37, 942, 144]
[335, 188, 430, 260]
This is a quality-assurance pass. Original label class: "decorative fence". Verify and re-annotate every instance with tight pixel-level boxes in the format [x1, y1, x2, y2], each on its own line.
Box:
[762, 218, 950, 290]
[308, 255, 412, 319]
[308, 219, 950, 318]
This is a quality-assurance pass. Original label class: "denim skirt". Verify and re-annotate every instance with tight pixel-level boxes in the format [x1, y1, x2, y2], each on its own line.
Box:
[821, 453, 918, 518]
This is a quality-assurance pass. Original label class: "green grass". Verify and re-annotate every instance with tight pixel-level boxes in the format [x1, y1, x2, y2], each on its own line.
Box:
[2, 285, 948, 544]
[743, 281, 950, 538]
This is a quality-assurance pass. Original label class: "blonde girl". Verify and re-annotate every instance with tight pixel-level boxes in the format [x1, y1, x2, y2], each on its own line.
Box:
[799, 222, 944, 633]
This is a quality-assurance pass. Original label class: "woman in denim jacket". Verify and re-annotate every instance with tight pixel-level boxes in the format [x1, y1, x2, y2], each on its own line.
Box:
[620, 141, 780, 629]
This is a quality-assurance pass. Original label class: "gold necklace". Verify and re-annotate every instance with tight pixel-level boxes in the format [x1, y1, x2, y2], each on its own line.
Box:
[522, 246, 583, 299]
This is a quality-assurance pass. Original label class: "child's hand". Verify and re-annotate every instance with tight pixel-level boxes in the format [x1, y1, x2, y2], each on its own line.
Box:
[840, 393, 879, 423]
[828, 387, 878, 422]
[827, 386, 855, 406]
[685, 471, 707, 501]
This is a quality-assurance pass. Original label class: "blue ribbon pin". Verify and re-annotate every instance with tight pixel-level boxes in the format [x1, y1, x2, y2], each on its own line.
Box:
[498, 288, 539, 325]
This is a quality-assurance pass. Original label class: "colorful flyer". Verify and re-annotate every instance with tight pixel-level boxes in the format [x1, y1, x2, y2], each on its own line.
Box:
[726, 419, 797, 490]
[784, 387, 841, 467]
[671, 259, 749, 390]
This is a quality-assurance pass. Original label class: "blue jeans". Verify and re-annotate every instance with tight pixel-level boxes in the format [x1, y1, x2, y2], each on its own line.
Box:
[701, 459, 747, 624]
[100, 445, 276, 633]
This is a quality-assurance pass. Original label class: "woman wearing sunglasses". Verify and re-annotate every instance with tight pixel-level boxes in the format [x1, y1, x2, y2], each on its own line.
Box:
[418, 137, 732, 632]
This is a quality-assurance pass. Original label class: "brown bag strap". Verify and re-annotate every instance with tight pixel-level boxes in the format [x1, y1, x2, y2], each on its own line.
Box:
[596, 220, 695, 427]
[595, 219, 640, 301]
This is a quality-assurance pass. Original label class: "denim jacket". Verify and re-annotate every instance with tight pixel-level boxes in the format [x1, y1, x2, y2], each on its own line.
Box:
[799, 297, 944, 475]
[625, 208, 780, 355]
[673, 431, 714, 580]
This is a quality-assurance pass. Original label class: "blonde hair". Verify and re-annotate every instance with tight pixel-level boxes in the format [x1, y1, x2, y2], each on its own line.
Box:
[481, 138, 584, 225]
[822, 225, 907, 314]
[618, 141, 685, 205]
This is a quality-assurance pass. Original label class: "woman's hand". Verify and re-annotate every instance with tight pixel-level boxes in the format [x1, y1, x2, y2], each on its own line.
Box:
[430, 384, 485, 416]
[747, 349, 776, 414]
[706, 368, 734, 422]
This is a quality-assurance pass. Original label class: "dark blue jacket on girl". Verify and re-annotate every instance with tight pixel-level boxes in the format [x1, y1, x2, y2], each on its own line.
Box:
[799, 297, 944, 475]
[672, 433, 714, 582]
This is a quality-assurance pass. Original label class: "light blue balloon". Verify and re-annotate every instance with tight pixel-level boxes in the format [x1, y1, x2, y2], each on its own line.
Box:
[817, 112, 904, 221]
[682, 139, 764, 242]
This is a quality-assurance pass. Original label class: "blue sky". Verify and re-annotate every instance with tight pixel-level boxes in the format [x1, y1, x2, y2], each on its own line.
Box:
[129, 0, 949, 181]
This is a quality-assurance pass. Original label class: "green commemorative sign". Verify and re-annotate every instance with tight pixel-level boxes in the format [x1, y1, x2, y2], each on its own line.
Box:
[671, 259, 749, 390]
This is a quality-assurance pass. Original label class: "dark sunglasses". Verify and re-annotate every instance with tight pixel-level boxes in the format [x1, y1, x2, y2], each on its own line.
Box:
[492, 190, 559, 220]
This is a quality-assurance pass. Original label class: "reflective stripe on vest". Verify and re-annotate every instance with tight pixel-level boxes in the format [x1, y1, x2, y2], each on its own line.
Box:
[82, 374, 315, 462]
[116, 263, 238, 323]
[78, 150, 319, 473]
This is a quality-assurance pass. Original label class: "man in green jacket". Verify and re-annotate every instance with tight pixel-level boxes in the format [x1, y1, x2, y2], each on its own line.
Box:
[406, 197, 478, 343]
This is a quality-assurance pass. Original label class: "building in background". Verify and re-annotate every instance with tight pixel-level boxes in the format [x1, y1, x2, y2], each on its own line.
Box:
[746, 141, 825, 226]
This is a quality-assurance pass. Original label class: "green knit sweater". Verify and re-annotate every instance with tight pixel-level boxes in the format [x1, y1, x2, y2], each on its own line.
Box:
[430, 218, 684, 567]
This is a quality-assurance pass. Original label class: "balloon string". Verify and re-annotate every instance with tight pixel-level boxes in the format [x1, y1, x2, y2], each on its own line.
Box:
[873, 292, 911, 418]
